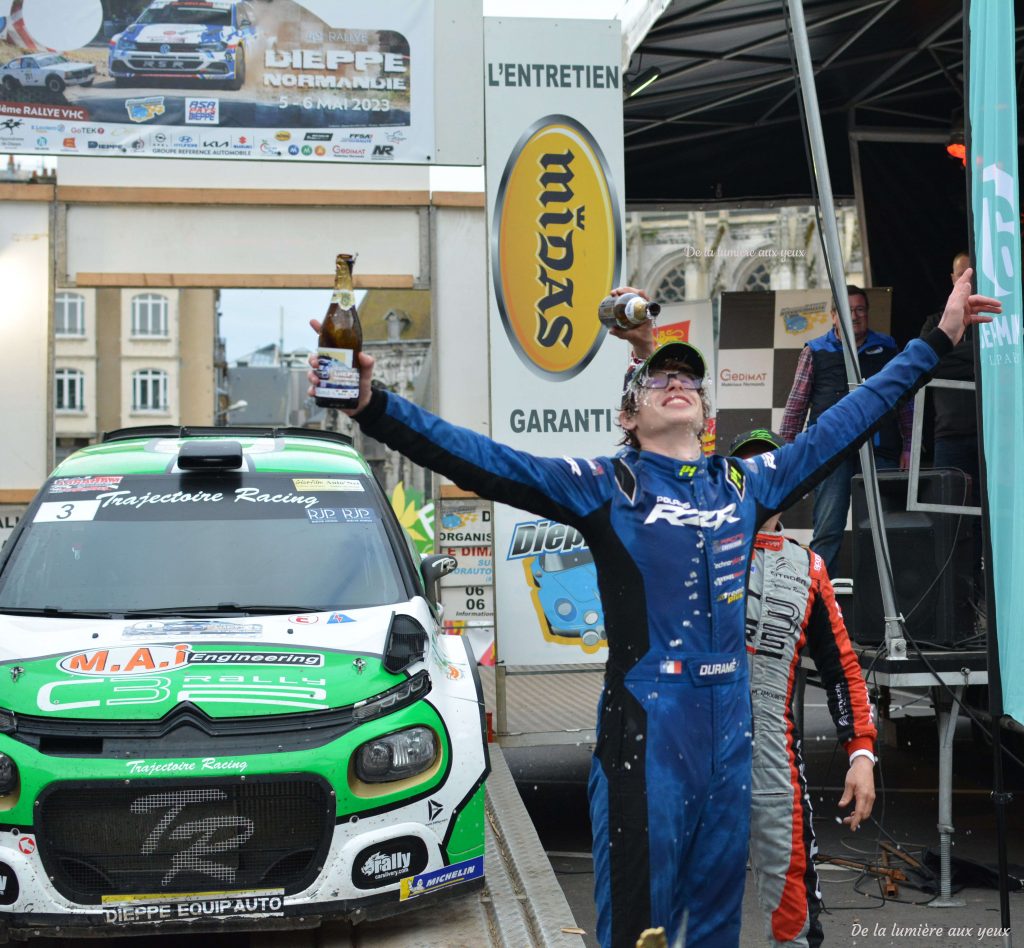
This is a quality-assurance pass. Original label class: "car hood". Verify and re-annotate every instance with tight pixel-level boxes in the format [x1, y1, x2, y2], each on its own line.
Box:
[542, 568, 600, 604]
[48, 63, 94, 75]
[128, 24, 229, 44]
[0, 608, 433, 720]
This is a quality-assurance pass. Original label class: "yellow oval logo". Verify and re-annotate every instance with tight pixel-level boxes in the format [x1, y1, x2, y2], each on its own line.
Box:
[492, 116, 621, 379]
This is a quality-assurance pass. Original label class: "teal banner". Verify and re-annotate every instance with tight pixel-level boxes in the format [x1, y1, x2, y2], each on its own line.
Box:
[969, 1, 1024, 723]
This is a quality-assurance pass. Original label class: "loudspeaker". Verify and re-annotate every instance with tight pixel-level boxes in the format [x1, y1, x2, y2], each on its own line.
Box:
[849, 470, 975, 646]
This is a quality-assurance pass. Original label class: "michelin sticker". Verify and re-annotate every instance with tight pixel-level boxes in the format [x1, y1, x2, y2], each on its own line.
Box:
[399, 855, 483, 901]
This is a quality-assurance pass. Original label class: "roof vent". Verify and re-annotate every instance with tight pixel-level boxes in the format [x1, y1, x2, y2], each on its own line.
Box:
[177, 441, 243, 471]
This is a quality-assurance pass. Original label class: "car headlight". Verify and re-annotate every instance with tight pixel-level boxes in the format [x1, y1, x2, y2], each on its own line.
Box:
[118, 40, 137, 51]
[0, 754, 18, 796]
[554, 598, 576, 619]
[0, 709, 15, 734]
[583, 610, 600, 626]
[355, 727, 437, 783]
[351, 670, 429, 722]
[200, 42, 226, 51]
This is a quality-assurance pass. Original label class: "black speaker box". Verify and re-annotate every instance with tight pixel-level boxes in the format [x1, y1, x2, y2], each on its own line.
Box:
[849, 469, 975, 646]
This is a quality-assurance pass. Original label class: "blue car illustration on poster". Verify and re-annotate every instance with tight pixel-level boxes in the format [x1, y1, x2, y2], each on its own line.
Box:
[528, 549, 605, 651]
[108, 0, 257, 90]
[508, 518, 606, 653]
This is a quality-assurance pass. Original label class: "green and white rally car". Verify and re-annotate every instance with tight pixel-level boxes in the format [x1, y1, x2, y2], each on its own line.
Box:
[0, 426, 489, 941]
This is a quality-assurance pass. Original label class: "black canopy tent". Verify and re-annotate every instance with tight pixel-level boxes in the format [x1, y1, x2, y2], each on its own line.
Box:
[622, 0, 1023, 342]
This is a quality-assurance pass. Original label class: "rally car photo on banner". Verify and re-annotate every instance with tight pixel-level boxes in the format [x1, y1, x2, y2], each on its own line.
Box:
[0, 0, 433, 162]
[0, 427, 488, 941]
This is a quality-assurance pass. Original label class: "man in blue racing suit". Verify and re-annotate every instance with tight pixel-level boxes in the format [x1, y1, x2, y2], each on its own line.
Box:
[309, 270, 996, 948]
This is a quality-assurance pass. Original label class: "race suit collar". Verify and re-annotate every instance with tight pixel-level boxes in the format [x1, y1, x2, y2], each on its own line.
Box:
[637, 449, 708, 478]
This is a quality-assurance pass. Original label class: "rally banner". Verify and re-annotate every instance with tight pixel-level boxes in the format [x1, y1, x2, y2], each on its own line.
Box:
[0, 0, 433, 163]
[967, 1, 1024, 723]
[484, 17, 624, 667]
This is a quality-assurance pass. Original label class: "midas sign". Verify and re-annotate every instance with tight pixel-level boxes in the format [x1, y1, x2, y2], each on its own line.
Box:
[492, 115, 622, 379]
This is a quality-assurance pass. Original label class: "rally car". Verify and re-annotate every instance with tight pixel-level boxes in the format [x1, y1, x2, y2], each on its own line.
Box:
[108, 0, 257, 90]
[0, 54, 95, 95]
[0, 426, 489, 941]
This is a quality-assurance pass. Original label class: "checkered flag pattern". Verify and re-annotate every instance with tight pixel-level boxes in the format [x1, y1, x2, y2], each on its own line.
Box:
[715, 288, 893, 575]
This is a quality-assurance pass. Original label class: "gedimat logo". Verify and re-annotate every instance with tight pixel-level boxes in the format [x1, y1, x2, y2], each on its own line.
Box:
[492, 115, 621, 380]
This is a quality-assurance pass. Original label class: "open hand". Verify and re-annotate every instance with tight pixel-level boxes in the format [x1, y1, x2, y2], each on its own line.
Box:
[938, 267, 1002, 346]
[607, 285, 657, 359]
[838, 756, 876, 831]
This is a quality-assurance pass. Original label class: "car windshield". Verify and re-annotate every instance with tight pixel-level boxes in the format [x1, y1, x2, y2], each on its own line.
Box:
[33, 55, 69, 67]
[137, 4, 232, 26]
[0, 472, 407, 615]
[538, 550, 593, 572]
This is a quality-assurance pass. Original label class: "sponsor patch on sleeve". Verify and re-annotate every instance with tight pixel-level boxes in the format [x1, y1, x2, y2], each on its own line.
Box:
[725, 462, 745, 499]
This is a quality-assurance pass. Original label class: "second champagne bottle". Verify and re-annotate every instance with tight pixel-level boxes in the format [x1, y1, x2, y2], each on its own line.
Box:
[598, 292, 661, 330]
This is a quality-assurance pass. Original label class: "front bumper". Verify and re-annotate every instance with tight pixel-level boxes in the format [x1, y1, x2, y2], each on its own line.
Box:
[0, 875, 485, 941]
[109, 50, 234, 79]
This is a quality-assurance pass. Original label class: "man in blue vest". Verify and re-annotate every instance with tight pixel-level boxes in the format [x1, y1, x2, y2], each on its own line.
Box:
[779, 286, 912, 577]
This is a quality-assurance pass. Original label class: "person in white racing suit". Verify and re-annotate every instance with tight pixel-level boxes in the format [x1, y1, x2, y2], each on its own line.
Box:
[308, 271, 996, 948]
[730, 428, 876, 948]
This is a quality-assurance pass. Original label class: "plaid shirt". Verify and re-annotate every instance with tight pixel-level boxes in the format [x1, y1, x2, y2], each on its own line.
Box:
[780, 340, 914, 448]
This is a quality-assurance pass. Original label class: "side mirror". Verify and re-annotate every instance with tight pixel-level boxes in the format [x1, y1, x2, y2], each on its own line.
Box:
[420, 553, 457, 606]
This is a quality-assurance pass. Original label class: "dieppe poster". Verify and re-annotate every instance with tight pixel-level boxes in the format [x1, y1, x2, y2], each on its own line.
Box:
[0, 0, 433, 163]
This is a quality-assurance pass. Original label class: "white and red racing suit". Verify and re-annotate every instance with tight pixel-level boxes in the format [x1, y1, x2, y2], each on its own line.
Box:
[746, 531, 876, 948]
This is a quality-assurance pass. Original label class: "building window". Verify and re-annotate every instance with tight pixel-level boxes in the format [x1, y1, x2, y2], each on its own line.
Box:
[55, 292, 86, 336]
[55, 368, 85, 411]
[742, 262, 772, 292]
[132, 369, 169, 412]
[654, 262, 688, 303]
[131, 293, 169, 337]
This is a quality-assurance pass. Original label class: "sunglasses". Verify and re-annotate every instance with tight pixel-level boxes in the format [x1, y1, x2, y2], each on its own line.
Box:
[639, 370, 703, 391]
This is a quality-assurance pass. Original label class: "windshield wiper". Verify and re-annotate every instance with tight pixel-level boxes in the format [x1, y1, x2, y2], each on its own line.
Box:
[117, 605, 321, 618]
[0, 606, 120, 619]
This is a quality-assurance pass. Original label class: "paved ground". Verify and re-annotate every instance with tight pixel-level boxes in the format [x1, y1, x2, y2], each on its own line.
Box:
[505, 685, 1024, 947]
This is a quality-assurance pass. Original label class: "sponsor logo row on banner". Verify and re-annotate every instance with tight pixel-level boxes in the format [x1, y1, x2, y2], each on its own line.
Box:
[0, 105, 407, 161]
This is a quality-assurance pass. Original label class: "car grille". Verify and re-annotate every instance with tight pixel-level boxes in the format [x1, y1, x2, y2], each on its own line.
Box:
[125, 52, 205, 70]
[36, 777, 334, 904]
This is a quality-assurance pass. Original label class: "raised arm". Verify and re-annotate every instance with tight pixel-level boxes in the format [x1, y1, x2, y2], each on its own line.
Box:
[306, 321, 609, 528]
[743, 270, 1000, 516]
